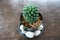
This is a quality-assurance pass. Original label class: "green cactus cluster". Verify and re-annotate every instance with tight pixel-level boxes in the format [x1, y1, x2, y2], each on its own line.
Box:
[22, 4, 39, 24]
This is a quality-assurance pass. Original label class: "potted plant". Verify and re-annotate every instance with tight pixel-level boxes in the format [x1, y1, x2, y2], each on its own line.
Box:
[18, 4, 44, 38]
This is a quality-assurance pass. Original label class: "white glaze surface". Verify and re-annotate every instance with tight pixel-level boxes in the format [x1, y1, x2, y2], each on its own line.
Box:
[25, 31, 34, 38]
[38, 24, 43, 30]
[34, 30, 41, 36]
[19, 23, 43, 38]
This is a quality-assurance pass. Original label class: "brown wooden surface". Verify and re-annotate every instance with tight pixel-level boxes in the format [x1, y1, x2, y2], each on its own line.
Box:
[0, 0, 60, 40]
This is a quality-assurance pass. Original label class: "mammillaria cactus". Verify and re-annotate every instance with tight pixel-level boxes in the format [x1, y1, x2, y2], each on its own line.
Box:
[19, 4, 44, 38]
[22, 4, 39, 24]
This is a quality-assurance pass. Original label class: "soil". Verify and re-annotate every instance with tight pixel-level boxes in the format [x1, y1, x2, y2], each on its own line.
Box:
[21, 16, 42, 29]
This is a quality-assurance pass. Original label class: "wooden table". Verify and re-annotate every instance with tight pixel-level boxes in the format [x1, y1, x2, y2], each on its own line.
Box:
[0, 0, 60, 40]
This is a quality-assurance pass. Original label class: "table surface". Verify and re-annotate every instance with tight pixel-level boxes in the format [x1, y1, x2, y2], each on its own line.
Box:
[0, 0, 60, 40]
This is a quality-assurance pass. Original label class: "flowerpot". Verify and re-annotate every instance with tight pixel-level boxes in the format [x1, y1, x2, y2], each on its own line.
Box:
[18, 13, 44, 38]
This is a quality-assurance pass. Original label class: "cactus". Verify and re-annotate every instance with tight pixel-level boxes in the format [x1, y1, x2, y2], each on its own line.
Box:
[22, 4, 39, 24]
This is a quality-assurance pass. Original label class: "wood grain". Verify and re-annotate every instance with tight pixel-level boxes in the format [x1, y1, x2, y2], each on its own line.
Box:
[0, 0, 60, 40]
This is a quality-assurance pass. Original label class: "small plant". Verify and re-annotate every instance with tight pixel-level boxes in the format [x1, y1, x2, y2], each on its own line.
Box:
[22, 4, 39, 24]
[19, 4, 44, 38]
